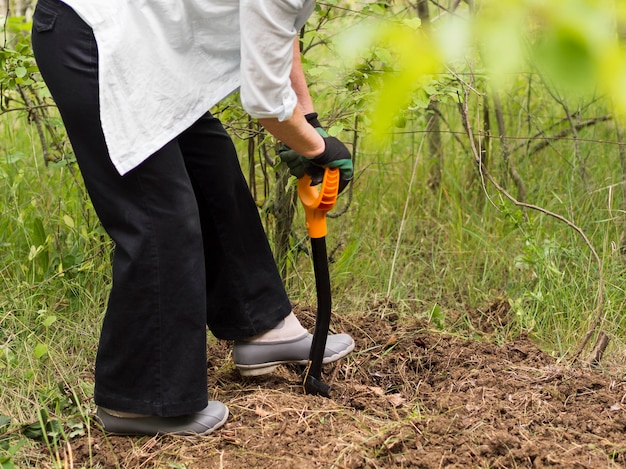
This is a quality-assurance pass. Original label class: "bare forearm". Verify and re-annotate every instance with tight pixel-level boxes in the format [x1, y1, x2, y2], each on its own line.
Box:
[259, 38, 323, 156]
[259, 109, 324, 157]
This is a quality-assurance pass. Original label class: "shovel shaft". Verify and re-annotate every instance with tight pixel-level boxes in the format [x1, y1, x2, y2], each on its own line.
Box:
[307, 236, 331, 379]
[298, 168, 339, 397]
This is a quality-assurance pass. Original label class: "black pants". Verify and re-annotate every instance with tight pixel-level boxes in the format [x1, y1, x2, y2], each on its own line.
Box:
[32, 0, 291, 416]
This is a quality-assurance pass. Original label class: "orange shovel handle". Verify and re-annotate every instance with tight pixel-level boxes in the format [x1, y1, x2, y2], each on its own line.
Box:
[297, 168, 339, 238]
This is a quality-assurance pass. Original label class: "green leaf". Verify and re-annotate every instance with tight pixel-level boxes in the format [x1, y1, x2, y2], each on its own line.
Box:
[0, 454, 16, 469]
[1, 152, 25, 164]
[5, 17, 32, 33]
[42, 315, 57, 329]
[367, 23, 442, 139]
[62, 214, 74, 228]
[22, 410, 62, 442]
[14, 67, 26, 78]
[34, 343, 48, 359]
[30, 218, 46, 249]
[28, 245, 42, 262]
[429, 304, 446, 330]
[0, 416, 10, 431]
[402, 17, 421, 31]
[327, 122, 344, 137]
[67, 422, 84, 439]
[21, 422, 44, 440]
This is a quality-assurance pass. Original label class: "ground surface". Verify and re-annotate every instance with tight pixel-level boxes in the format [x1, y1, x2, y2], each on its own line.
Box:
[63, 302, 626, 468]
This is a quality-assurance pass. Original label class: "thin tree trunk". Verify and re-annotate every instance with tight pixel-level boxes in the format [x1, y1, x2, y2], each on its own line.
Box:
[425, 103, 443, 191]
[492, 90, 526, 201]
[481, 93, 490, 172]
[273, 167, 298, 282]
[416, 0, 443, 191]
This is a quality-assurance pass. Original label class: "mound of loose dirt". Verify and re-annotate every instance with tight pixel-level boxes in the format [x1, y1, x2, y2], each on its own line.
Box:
[66, 303, 626, 468]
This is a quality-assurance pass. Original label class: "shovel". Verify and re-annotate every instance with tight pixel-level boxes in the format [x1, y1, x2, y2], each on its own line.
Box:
[297, 167, 340, 397]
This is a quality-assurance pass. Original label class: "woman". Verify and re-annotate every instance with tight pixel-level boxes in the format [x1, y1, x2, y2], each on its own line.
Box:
[31, 0, 354, 436]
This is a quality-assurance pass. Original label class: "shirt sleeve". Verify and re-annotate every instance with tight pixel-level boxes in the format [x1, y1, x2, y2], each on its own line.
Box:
[239, 0, 315, 121]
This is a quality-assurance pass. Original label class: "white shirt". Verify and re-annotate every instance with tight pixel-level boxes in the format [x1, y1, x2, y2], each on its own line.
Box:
[61, 0, 315, 175]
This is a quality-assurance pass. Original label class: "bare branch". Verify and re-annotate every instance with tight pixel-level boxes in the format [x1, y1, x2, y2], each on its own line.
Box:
[515, 116, 612, 158]
[458, 79, 605, 363]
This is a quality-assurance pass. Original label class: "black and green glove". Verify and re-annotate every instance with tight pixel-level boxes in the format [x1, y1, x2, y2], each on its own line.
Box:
[278, 113, 353, 193]
[304, 112, 325, 134]
[278, 144, 309, 179]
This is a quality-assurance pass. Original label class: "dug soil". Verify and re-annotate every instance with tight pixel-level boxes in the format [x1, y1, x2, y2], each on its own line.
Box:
[69, 301, 626, 468]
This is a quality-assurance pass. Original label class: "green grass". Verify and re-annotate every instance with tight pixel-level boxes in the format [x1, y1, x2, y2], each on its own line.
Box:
[0, 113, 108, 468]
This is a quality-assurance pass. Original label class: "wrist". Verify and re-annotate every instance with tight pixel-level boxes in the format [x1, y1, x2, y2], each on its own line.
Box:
[300, 132, 325, 158]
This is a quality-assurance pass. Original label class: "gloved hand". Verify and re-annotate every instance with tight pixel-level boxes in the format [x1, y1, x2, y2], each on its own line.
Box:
[278, 113, 353, 193]
[308, 135, 353, 192]
[278, 144, 309, 179]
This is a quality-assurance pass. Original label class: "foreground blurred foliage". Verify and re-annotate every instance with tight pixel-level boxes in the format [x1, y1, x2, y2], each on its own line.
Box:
[336, 0, 626, 136]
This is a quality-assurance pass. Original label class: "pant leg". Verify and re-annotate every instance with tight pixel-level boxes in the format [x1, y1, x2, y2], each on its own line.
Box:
[32, 0, 208, 416]
[178, 114, 292, 340]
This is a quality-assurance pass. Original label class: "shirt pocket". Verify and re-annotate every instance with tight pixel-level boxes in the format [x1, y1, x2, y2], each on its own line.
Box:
[33, 2, 59, 33]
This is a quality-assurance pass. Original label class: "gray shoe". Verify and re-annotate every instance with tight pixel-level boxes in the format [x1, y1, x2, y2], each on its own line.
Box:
[233, 333, 355, 376]
[95, 401, 228, 436]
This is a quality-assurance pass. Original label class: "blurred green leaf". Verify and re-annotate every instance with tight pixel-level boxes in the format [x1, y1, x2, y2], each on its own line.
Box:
[33, 343, 48, 359]
[42, 315, 57, 329]
[0, 416, 10, 432]
[62, 215, 75, 229]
